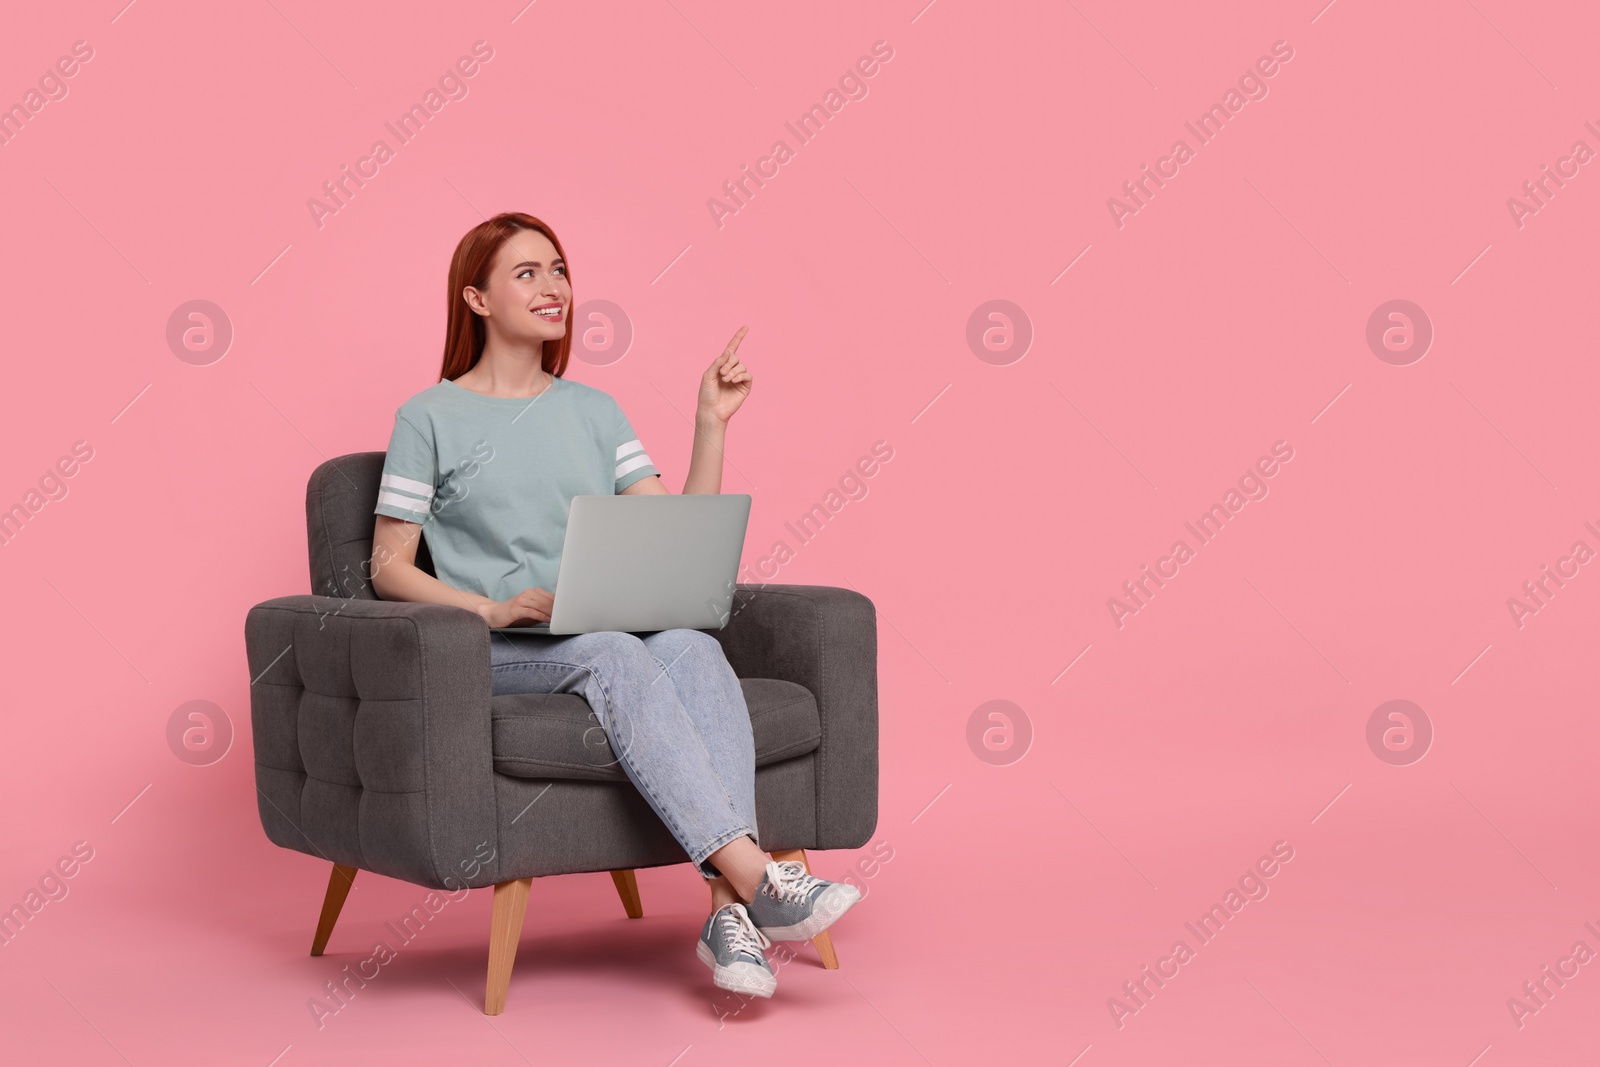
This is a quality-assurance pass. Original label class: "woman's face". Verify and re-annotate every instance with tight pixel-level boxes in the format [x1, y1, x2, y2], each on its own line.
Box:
[466, 228, 570, 346]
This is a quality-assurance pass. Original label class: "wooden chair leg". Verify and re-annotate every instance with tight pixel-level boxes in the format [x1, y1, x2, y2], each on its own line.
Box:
[609, 869, 643, 918]
[769, 848, 841, 969]
[485, 877, 532, 1015]
[309, 863, 359, 957]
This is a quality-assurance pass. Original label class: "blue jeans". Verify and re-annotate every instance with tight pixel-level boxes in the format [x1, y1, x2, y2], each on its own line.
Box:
[488, 628, 759, 879]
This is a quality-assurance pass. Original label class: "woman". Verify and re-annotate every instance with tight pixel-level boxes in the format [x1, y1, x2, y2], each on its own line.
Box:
[368, 212, 858, 999]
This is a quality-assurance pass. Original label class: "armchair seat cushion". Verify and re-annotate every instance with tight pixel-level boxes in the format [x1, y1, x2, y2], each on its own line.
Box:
[491, 678, 821, 782]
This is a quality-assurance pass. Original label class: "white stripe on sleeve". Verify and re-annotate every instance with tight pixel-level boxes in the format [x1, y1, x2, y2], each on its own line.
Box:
[615, 453, 654, 478]
[616, 439, 645, 461]
[377, 488, 430, 514]
[381, 472, 435, 501]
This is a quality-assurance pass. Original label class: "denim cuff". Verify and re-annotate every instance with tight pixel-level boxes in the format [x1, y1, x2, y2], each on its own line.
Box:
[693, 824, 755, 879]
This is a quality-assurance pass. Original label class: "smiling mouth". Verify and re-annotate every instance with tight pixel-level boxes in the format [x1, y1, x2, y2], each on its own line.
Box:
[533, 306, 564, 320]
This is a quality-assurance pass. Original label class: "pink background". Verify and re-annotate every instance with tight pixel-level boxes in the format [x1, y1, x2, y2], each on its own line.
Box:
[2, 1, 1598, 1064]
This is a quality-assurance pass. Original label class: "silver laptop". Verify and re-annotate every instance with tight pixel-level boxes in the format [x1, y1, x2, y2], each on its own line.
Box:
[489, 494, 751, 635]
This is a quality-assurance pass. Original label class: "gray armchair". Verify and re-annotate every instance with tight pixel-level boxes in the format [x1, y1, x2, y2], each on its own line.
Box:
[244, 452, 879, 1013]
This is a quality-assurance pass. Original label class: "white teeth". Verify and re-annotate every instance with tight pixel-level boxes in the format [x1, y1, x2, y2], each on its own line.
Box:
[535, 307, 561, 316]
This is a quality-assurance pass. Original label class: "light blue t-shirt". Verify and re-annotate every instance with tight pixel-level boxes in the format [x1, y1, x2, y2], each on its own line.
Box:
[373, 375, 660, 603]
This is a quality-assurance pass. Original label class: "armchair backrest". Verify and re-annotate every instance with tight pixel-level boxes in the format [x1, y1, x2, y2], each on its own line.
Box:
[307, 452, 436, 599]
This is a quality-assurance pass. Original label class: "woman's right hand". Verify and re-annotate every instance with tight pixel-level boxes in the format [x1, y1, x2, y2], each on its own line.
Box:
[478, 588, 554, 628]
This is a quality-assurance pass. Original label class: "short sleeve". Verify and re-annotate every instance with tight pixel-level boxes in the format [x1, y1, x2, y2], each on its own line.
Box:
[374, 412, 438, 524]
[612, 400, 660, 492]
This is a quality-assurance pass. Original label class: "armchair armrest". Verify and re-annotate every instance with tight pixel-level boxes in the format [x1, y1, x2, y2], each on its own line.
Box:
[244, 595, 501, 890]
[712, 584, 879, 849]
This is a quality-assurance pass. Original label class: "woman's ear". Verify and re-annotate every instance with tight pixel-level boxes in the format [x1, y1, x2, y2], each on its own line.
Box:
[461, 286, 488, 316]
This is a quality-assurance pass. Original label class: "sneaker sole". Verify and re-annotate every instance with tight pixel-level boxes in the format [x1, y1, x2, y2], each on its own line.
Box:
[755, 886, 860, 942]
[696, 940, 776, 998]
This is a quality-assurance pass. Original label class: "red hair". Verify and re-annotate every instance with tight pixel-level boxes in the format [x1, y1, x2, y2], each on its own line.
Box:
[440, 212, 572, 381]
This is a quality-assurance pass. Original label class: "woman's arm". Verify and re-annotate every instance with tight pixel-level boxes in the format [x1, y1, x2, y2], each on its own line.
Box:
[623, 326, 752, 497]
[371, 515, 504, 620]
[371, 515, 553, 626]
[621, 415, 726, 496]
[683, 415, 729, 494]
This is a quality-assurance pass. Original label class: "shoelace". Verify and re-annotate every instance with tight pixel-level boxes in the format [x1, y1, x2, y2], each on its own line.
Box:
[716, 903, 772, 959]
[762, 860, 825, 904]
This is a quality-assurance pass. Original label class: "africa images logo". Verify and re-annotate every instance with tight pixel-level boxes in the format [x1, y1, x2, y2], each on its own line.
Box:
[1105, 40, 1296, 229]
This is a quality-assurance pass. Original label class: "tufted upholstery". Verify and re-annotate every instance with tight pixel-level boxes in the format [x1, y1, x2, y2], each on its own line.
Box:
[244, 452, 879, 891]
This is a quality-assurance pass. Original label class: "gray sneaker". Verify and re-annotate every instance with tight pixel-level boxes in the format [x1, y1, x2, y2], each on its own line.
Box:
[745, 860, 861, 941]
[697, 903, 776, 998]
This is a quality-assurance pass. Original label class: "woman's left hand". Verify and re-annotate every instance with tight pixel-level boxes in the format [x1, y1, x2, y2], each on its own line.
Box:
[697, 326, 753, 425]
